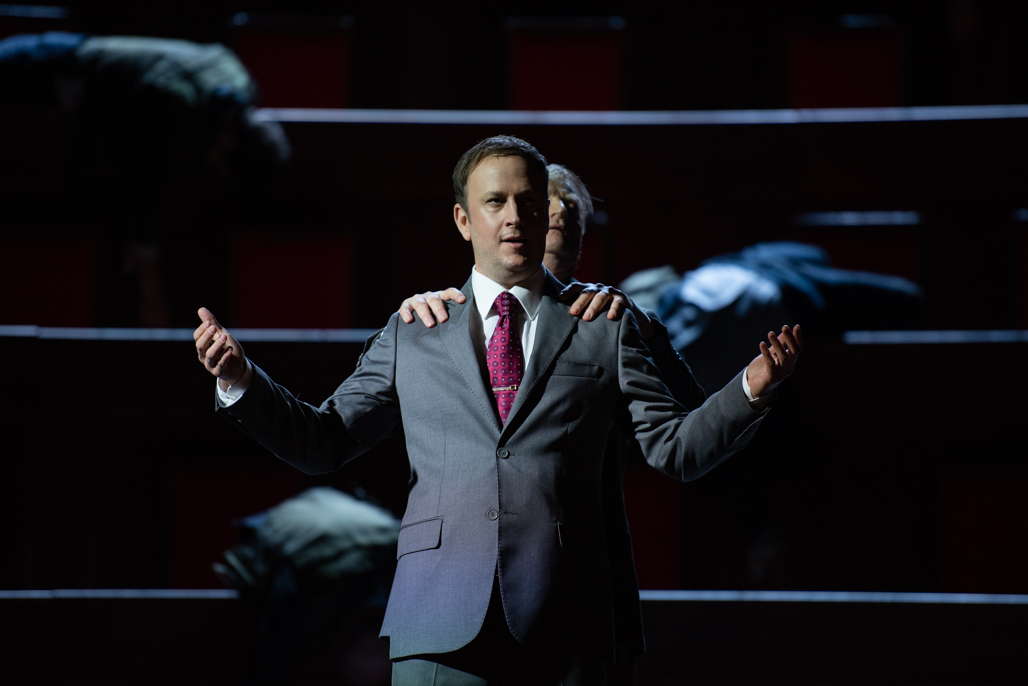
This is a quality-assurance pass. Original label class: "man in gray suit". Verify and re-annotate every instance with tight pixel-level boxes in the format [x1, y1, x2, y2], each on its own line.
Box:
[395, 160, 709, 683]
[195, 135, 801, 684]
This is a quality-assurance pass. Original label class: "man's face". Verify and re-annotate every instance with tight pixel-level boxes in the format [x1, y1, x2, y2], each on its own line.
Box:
[454, 155, 548, 287]
[544, 183, 584, 282]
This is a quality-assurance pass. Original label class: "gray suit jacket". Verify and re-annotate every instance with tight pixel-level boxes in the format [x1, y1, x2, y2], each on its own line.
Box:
[220, 272, 766, 660]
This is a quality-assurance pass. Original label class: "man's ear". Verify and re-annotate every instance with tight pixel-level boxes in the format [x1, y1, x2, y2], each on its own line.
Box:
[454, 203, 471, 241]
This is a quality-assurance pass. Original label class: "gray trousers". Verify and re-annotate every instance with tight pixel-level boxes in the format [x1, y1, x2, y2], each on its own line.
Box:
[390, 580, 629, 686]
[391, 657, 611, 686]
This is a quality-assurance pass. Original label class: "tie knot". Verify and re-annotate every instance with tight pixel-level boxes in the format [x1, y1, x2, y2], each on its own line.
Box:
[493, 291, 516, 318]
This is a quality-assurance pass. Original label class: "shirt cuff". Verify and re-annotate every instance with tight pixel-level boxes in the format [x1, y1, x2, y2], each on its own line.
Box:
[741, 368, 757, 403]
[216, 380, 245, 406]
[215, 361, 252, 407]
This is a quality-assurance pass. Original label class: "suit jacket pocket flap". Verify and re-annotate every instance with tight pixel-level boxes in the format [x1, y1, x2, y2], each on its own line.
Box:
[396, 516, 442, 559]
[552, 360, 603, 378]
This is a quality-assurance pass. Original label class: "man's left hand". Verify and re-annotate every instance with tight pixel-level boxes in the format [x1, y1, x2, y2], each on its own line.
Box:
[561, 281, 655, 339]
[745, 325, 803, 399]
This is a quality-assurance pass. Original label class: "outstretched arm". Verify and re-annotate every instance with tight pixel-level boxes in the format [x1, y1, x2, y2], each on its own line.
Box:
[619, 316, 802, 481]
[194, 307, 401, 474]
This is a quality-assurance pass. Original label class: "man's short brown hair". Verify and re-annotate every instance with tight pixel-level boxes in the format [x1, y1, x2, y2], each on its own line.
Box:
[452, 135, 548, 209]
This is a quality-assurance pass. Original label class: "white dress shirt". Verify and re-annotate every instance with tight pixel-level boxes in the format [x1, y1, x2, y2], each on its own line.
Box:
[469, 266, 543, 374]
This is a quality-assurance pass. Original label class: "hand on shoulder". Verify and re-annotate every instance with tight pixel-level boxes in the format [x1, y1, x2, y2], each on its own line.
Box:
[398, 288, 465, 328]
[560, 281, 655, 339]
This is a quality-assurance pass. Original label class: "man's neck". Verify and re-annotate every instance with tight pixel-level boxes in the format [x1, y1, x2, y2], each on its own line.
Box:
[474, 265, 544, 292]
[471, 266, 545, 323]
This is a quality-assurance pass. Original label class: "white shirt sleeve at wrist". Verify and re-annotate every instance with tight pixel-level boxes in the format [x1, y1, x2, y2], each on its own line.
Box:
[741, 368, 758, 403]
[216, 380, 246, 406]
[215, 360, 252, 407]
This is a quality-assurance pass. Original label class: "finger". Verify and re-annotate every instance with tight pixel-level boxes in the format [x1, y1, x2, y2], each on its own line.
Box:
[778, 326, 800, 356]
[767, 331, 786, 365]
[398, 299, 415, 324]
[212, 346, 238, 377]
[793, 324, 803, 352]
[193, 319, 212, 340]
[411, 297, 437, 328]
[414, 305, 436, 328]
[195, 323, 217, 358]
[764, 331, 785, 364]
[427, 294, 449, 324]
[569, 291, 594, 316]
[205, 332, 227, 368]
[607, 294, 627, 320]
[759, 340, 775, 365]
[197, 306, 219, 328]
[582, 293, 611, 321]
[221, 330, 240, 353]
[439, 287, 466, 303]
[194, 321, 213, 346]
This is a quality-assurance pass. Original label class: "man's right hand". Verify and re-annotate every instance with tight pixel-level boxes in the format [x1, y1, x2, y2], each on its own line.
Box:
[194, 306, 249, 390]
[398, 288, 465, 327]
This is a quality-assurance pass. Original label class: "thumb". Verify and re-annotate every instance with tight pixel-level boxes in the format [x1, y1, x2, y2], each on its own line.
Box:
[443, 287, 467, 303]
[197, 306, 219, 327]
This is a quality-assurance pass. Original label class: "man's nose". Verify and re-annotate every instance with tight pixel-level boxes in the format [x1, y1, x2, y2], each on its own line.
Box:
[549, 198, 567, 227]
[503, 198, 522, 225]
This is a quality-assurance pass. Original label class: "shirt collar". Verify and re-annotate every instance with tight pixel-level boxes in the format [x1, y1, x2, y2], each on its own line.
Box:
[471, 266, 544, 321]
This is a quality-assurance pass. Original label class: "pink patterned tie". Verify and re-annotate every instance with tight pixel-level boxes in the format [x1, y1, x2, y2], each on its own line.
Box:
[486, 291, 524, 424]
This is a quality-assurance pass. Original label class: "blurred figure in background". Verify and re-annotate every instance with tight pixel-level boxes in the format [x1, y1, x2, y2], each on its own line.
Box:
[0, 31, 290, 325]
[620, 242, 923, 393]
[215, 487, 397, 686]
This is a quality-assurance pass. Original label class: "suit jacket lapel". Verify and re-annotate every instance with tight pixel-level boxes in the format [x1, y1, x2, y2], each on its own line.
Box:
[500, 272, 576, 441]
[442, 278, 501, 430]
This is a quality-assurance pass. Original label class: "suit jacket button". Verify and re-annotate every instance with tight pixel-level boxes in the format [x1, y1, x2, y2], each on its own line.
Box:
[496, 447, 511, 459]
[486, 508, 500, 521]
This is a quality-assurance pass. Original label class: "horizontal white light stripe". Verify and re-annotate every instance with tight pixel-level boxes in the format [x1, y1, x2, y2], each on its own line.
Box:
[0, 589, 238, 599]
[844, 330, 1028, 344]
[794, 211, 922, 227]
[256, 104, 1028, 126]
[639, 590, 1028, 605]
[0, 326, 379, 342]
[2, 589, 1026, 605]
[4, 327, 1026, 345]
[0, 4, 68, 18]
